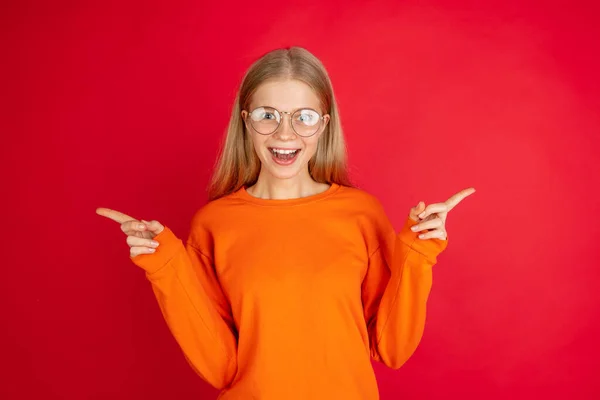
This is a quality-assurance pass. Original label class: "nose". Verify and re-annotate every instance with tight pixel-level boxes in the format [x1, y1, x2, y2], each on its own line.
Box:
[273, 112, 296, 140]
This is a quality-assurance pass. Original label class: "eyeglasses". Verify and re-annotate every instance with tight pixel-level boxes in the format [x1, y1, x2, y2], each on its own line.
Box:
[243, 106, 325, 137]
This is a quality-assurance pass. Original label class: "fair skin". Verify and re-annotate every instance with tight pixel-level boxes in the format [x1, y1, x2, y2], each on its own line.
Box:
[240, 78, 331, 200]
[96, 78, 476, 255]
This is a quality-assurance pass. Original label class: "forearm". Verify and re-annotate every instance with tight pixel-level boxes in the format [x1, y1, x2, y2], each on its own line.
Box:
[370, 217, 446, 369]
[370, 237, 434, 369]
[134, 227, 238, 389]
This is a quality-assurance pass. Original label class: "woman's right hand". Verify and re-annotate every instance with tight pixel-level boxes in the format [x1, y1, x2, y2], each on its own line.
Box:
[96, 207, 165, 258]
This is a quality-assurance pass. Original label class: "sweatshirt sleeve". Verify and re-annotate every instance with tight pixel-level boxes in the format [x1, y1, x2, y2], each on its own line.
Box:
[361, 216, 448, 369]
[130, 226, 238, 389]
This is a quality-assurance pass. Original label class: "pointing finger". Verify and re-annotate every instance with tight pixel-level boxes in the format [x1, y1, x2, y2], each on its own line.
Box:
[96, 207, 136, 225]
[121, 220, 147, 235]
[418, 202, 448, 220]
[445, 187, 476, 211]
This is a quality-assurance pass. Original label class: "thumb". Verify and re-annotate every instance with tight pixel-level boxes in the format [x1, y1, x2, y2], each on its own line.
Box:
[141, 219, 165, 236]
[414, 201, 426, 213]
[409, 201, 426, 221]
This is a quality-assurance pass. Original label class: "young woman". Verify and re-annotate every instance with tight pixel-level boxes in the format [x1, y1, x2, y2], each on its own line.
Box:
[97, 47, 474, 399]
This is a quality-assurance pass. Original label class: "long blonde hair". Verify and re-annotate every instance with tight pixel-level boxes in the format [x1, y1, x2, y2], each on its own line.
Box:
[208, 47, 352, 201]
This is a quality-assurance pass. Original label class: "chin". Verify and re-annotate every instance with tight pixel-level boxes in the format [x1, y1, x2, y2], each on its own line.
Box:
[266, 166, 304, 180]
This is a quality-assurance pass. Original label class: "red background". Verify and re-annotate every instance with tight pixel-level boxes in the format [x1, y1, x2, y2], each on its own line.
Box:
[2, 0, 599, 399]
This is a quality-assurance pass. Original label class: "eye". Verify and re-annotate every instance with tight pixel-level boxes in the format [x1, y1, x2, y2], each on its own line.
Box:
[296, 110, 319, 126]
[250, 107, 279, 122]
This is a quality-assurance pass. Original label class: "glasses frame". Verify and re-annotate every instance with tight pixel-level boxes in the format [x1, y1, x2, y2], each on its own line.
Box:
[243, 105, 326, 138]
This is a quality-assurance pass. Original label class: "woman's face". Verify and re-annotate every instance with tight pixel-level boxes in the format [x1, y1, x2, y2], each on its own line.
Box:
[241, 79, 330, 181]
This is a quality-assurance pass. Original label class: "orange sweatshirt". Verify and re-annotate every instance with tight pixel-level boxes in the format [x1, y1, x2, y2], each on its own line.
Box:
[132, 183, 448, 399]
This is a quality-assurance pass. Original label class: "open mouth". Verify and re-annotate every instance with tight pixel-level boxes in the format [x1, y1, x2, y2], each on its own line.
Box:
[269, 148, 301, 165]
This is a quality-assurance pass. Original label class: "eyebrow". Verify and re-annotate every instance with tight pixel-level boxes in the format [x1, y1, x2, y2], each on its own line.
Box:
[252, 105, 321, 114]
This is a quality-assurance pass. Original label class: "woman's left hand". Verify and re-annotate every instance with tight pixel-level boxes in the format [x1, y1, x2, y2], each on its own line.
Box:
[408, 187, 476, 240]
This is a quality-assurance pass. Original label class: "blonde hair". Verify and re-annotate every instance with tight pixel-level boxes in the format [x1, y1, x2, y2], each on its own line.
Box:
[208, 46, 352, 201]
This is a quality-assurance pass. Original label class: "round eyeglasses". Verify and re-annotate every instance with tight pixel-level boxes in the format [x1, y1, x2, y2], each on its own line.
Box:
[244, 106, 325, 137]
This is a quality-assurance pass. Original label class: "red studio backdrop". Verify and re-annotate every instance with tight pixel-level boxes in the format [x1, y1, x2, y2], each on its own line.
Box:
[2, 0, 599, 399]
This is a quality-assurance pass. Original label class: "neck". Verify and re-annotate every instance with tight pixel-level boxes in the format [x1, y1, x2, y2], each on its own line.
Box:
[248, 168, 329, 200]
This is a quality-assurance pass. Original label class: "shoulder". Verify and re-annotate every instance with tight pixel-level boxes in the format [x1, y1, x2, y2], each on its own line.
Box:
[187, 192, 241, 249]
[190, 190, 246, 225]
[337, 185, 396, 249]
[337, 185, 389, 219]
[191, 196, 230, 224]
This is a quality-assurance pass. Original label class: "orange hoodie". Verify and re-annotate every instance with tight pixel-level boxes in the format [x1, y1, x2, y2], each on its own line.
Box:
[132, 183, 448, 399]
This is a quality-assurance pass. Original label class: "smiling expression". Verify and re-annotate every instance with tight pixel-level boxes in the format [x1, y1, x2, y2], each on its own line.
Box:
[241, 79, 330, 180]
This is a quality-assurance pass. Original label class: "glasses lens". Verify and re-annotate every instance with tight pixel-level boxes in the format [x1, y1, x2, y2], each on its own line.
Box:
[292, 109, 321, 137]
[249, 107, 280, 134]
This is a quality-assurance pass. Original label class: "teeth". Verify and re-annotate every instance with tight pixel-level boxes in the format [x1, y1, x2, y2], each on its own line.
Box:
[271, 149, 298, 155]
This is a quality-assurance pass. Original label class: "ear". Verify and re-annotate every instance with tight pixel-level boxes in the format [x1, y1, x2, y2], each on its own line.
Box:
[317, 114, 331, 138]
[241, 110, 249, 128]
